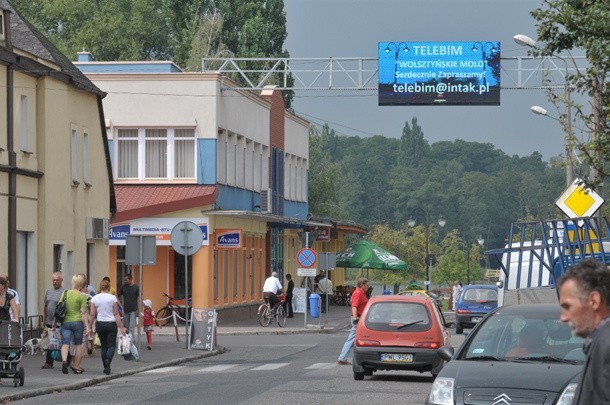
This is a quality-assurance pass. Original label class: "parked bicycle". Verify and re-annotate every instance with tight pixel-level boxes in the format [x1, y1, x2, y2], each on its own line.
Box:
[258, 293, 287, 327]
[156, 293, 191, 327]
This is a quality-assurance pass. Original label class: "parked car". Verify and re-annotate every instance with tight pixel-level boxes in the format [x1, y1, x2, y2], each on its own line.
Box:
[399, 289, 442, 308]
[352, 294, 452, 380]
[455, 284, 498, 334]
[427, 304, 584, 405]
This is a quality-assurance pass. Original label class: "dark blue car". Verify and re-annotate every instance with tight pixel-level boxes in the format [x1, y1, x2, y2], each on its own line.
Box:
[455, 284, 498, 334]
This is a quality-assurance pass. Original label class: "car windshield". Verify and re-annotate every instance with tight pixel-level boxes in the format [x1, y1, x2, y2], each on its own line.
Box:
[462, 310, 585, 363]
[364, 302, 431, 332]
[462, 288, 497, 303]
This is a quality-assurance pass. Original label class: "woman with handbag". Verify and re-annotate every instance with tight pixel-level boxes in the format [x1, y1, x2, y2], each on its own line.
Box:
[0, 277, 18, 322]
[59, 274, 90, 374]
[88, 279, 127, 375]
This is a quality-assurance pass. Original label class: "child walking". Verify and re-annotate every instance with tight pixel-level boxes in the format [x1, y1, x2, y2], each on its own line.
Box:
[142, 299, 155, 350]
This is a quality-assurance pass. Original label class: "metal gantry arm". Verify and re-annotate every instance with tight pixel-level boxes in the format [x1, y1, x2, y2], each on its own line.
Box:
[201, 56, 587, 91]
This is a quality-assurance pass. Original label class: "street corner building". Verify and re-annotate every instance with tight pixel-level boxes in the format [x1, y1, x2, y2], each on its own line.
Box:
[0, 0, 115, 323]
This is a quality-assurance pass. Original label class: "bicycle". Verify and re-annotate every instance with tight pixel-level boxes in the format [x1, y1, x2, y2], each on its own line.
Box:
[156, 293, 191, 341]
[258, 293, 287, 327]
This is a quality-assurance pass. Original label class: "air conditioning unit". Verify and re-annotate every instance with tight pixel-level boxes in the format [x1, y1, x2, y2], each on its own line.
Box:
[85, 218, 109, 240]
[260, 189, 272, 214]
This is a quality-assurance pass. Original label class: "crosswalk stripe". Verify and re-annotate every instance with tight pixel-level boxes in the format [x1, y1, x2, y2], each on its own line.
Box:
[250, 363, 290, 371]
[305, 363, 337, 370]
[143, 366, 184, 374]
[197, 364, 239, 372]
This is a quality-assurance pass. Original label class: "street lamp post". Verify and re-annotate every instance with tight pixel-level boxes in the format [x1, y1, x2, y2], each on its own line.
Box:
[466, 236, 485, 285]
[514, 34, 574, 187]
[408, 210, 446, 292]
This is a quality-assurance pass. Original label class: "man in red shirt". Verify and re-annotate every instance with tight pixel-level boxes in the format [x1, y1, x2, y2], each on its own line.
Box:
[337, 277, 369, 365]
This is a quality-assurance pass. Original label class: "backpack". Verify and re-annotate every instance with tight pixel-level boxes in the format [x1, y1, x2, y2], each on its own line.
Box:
[54, 291, 68, 324]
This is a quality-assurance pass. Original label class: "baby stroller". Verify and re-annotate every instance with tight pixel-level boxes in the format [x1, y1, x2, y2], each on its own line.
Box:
[0, 321, 25, 387]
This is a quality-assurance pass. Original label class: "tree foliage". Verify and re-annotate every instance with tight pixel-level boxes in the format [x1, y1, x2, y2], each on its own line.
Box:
[530, 0, 609, 187]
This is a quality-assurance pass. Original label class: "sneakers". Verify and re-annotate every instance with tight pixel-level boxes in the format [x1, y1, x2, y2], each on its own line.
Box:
[336, 360, 351, 365]
[41, 363, 53, 369]
[62, 362, 69, 374]
[147, 345, 152, 350]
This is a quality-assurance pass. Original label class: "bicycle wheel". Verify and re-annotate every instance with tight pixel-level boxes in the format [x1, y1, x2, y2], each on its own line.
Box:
[155, 307, 172, 327]
[258, 304, 271, 327]
[276, 305, 286, 327]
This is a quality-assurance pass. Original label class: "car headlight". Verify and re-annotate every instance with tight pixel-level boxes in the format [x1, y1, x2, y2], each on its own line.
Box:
[556, 382, 577, 405]
[428, 377, 454, 405]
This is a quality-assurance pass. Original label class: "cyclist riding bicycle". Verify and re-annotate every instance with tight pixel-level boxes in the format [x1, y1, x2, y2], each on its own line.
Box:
[262, 272, 283, 314]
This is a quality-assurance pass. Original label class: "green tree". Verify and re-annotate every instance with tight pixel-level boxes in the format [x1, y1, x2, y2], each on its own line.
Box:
[530, 0, 609, 187]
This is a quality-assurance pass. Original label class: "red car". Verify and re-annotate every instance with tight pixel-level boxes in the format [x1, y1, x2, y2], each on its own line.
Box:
[353, 294, 452, 380]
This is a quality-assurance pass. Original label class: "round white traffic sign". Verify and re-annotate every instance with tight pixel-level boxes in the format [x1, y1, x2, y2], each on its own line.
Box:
[170, 221, 204, 256]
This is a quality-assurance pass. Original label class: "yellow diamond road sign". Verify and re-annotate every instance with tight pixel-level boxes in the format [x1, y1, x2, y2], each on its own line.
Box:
[556, 178, 604, 218]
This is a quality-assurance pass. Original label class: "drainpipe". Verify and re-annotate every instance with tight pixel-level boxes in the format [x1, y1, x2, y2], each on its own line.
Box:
[4, 8, 16, 285]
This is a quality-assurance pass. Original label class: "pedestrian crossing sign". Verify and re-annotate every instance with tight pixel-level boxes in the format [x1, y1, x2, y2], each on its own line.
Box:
[555, 178, 604, 219]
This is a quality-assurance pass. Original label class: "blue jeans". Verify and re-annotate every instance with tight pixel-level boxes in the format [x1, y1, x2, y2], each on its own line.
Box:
[60, 321, 85, 345]
[123, 311, 137, 337]
[338, 323, 357, 362]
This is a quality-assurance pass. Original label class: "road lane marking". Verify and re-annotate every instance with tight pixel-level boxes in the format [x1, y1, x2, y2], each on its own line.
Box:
[250, 363, 290, 371]
[143, 366, 184, 373]
[305, 363, 337, 370]
[197, 364, 240, 372]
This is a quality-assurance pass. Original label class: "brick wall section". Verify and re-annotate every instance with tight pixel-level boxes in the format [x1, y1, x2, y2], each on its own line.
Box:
[262, 89, 285, 150]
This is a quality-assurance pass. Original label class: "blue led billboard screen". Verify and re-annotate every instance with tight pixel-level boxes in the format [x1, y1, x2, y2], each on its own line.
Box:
[378, 41, 501, 106]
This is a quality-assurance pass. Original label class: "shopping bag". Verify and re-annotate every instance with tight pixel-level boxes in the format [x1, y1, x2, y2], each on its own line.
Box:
[117, 333, 132, 356]
[93, 333, 101, 348]
[130, 341, 140, 361]
[47, 328, 62, 351]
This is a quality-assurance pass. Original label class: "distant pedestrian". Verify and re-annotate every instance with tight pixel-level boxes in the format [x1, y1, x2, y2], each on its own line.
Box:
[284, 274, 294, 318]
[558, 259, 610, 404]
[317, 271, 333, 313]
[118, 274, 140, 337]
[41, 272, 66, 370]
[337, 277, 369, 365]
[452, 281, 463, 311]
[89, 279, 127, 375]
[0, 277, 18, 322]
[3, 276, 20, 321]
[142, 299, 156, 350]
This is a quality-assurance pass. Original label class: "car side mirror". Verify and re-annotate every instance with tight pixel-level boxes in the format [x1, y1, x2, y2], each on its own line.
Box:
[496, 280, 504, 288]
[437, 345, 454, 362]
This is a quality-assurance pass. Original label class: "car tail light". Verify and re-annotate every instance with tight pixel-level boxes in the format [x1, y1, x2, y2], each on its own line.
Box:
[356, 339, 381, 347]
[414, 341, 441, 349]
[456, 309, 471, 314]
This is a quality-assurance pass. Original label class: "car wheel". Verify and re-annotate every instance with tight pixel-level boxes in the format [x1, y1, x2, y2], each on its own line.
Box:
[353, 371, 364, 381]
[456, 322, 463, 334]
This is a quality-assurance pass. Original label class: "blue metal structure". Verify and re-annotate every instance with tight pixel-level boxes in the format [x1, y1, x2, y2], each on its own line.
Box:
[485, 216, 610, 290]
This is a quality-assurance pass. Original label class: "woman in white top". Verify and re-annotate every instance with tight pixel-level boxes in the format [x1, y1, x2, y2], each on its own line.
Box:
[88, 279, 127, 375]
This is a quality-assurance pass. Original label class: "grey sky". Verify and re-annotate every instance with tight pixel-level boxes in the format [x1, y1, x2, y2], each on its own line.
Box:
[284, 0, 576, 160]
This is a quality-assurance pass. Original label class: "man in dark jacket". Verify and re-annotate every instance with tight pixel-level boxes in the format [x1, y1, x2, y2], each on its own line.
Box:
[558, 259, 610, 404]
[118, 274, 140, 337]
[284, 274, 294, 318]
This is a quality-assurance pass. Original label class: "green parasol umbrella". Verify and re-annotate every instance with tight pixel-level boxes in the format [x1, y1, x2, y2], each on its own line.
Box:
[335, 240, 408, 270]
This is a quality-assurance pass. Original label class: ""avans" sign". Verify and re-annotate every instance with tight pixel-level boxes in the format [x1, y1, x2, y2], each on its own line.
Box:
[216, 229, 242, 248]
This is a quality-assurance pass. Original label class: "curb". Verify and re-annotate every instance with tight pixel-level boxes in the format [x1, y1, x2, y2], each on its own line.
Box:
[0, 347, 229, 403]
[218, 326, 339, 336]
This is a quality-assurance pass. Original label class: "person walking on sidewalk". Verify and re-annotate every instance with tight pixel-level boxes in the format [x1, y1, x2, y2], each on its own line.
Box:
[88, 279, 127, 375]
[284, 274, 294, 318]
[142, 299, 155, 350]
[42, 272, 65, 369]
[118, 274, 139, 337]
[60, 274, 90, 374]
[337, 277, 369, 365]
[317, 271, 333, 314]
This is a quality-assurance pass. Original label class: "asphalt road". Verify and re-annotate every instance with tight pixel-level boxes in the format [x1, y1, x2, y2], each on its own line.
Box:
[14, 326, 466, 405]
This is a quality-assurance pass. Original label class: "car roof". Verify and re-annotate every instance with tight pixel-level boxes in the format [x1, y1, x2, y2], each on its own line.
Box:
[463, 284, 497, 290]
[367, 294, 431, 304]
[494, 303, 560, 316]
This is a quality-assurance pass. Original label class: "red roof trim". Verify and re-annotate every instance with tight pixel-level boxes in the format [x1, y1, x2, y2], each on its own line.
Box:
[112, 185, 218, 223]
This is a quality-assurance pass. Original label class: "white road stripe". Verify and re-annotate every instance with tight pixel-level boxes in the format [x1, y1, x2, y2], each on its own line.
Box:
[143, 366, 184, 374]
[305, 363, 337, 370]
[250, 363, 290, 371]
[197, 364, 239, 372]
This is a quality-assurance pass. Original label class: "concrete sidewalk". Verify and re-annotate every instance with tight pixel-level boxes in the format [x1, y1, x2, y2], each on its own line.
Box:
[0, 305, 352, 402]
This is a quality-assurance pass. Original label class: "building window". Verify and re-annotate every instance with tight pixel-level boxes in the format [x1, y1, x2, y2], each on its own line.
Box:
[116, 128, 195, 181]
[83, 132, 91, 187]
[71, 129, 79, 185]
[20, 95, 28, 152]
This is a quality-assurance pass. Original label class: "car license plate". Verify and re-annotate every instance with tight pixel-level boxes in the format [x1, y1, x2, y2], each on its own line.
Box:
[380, 353, 413, 362]
[472, 317, 481, 323]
